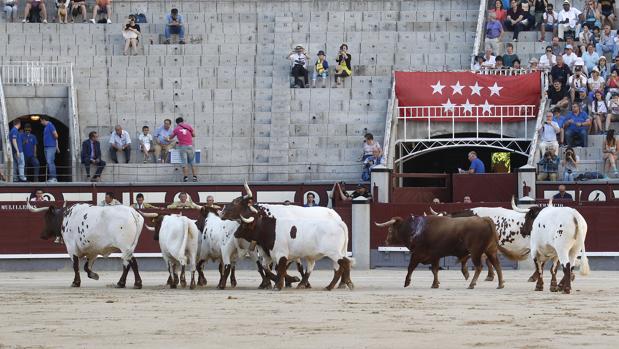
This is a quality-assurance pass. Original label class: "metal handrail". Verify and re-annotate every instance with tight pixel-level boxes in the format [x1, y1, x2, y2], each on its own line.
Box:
[382, 71, 396, 169]
[527, 72, 551, 166]
[471, 0, 489, 69]
[68, 63, 81, 180]
[0, 75, 11, 179]
[1, 62, 72, 86]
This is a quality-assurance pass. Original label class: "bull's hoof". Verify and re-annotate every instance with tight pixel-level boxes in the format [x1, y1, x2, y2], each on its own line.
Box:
[431, 283, 439, 289]
[528, 276, 537, 282]
[338, 282, 347, 289]
[71, 281, 80, 287]
[324, 286, 334, 291]
[166, 277, 173, 286]
[133, 281, 142, 290]
[88, 272, 99, 280]
[550, 285, 558, 292]
[535, 285, 543, 291]
[497, 283, 505, 289]
[285, 282, 293, 288]
[217, 284, 225, 290]
[346, 282, 354, 290]
[404, 279, 411, 288]
[230, 279, 237, 288]
[484, 275, 494, 282]
[180, 280, 187, 288]
[115, 282, 126, 289]
[467, 285, 475, 289]
[563, 287, 571, 294]
[170, 284, 177, 289]
[198, 279, 207, 287]
[463, 272, 470, 280]
[189, 281, 196, 290]
[296, 283, 307, 289]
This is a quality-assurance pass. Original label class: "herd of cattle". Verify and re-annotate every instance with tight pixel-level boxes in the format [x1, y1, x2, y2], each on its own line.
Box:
[26, 183, 589, 294]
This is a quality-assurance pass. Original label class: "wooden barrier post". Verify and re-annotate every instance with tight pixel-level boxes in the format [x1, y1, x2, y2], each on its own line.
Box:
[352, 197, 370, 270]
[371, 164, 391, 203]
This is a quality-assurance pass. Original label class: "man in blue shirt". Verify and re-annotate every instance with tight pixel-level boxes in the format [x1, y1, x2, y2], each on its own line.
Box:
[164, 8, 185, 44]
[154, 119, 175, 163]
[460, 151, 486, 174]
[41, 116, 59, 182]
[563, 103, 591, 147]
[22, 123, 40, 181]
[9, 119, 27, 182]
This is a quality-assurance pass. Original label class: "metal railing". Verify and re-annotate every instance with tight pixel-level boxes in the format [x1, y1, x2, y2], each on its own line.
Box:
[68, 63, 80, 179]
[471, 0, 489, 69]
[397, 105, 537, 140]
[0, 76, 11, 178]
[382, 71, 396, 169]
[475, 68, 537, 76]
[1, 62, 72, 86]
[527, 73, 551, 166]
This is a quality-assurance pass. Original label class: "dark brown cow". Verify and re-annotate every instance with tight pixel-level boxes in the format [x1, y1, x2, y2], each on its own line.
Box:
[375, 215, 524, 289]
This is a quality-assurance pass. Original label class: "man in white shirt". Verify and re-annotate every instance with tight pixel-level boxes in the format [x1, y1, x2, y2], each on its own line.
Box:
[288, 44, 310, 88]
[568, 66, 588, 102]
[538, 112, 560, 156]
[557, 0, 582, 41]
[109, 125, 132, 163]
[539, 46, 556, 69]
[481, 48, 496, 69]
[562, 44, 578, 68]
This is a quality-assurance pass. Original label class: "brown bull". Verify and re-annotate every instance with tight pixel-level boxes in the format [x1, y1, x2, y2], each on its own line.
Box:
[376, 215, 523, 289]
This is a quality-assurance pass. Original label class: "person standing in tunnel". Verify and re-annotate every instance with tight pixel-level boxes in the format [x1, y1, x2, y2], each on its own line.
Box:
[41, 116, 59, 183]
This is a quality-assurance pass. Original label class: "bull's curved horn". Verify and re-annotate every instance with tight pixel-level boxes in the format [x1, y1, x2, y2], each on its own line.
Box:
[240, 215, 255, 223]
[548, 198, 553, 207]
[429, 207, 439, 216]
[511, 196, 530, 213]
[26, 200, 48, 213]
[138, 211, 159, 218]
[62, 201, 67, 208]
[423, 212, 427, 216]
[244, 180, 253, 199]
[374, 219, 396, 227]
[249, 205, 258, 214]
[144, 224, 155, 232]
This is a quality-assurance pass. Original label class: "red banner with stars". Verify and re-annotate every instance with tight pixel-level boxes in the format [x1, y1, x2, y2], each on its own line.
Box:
[395, 71, 541, 122]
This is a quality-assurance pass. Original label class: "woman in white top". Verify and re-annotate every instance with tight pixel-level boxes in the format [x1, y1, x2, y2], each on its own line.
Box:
[588, 67, 605, 94]
[362, 133, 382, 161]
[138, 125, 153, 163]
[590, 90, 609, 134]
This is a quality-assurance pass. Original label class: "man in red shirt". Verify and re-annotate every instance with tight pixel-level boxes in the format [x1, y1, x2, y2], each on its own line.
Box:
[166, 117, 198, 182]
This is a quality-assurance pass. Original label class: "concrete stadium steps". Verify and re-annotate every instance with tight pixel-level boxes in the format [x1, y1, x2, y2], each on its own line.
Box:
[0, 0, 481, 182]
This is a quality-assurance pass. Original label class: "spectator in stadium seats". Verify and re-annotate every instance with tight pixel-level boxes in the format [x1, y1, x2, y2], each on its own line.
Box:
[582, 43, 600, 73]
[599, 0, 616, 28]
[138, 125, 153, 163]
[550, 55, 572, 84]
[459, 151, 485, 174]
[553, 184, 573, 199]
[167, 192, 201, 209]
[485, 12, 504, 56]
[312, 50, 329, 88]
[164, 8, 185, 44]
[10, 119, 27, 182]
[56, 0, 69, 24]
[562, 44, 578, 68]
[304, 193, 317, 207]
[463, 196, 473, 204]
[607, 72, 619, 100]
[362, 148, 385, 181]
[537, 150, 559, 181]
[122, 15, 141, 56]
[132, 193, 160, 209]
[491, 0, 507, 22]
[473, 55, 486, 70]
[573, 56, 588, 75]
[503, 0, 526, 42]
[538, 111, 560, 156]
[432, 198, 441, 204]
[595, 25, 617, 58]
[563, 103, 591, 147]
[550, 36, 562, 56]
[90, 0, 111, 23]
[205, 195, 220, 208]
[154, 119, 175, 163]
[588, 67, 606, 95]
[23, 0, 48, 23]
[581, 0, 601, 30]
[568, 66, 588, 102]
[41, 116, 59, 183]
[528, 57, 539, 70]
[362, 133, 382, 162]
[539, 2, 557, 42]
[331, 182, 371, 205]
[602, 129, 618, 175]
[4, 0, 18, 22]
[578, 24, 595, 55]
[109, 125, 131, 164]
[502, 43, 519, 68]
[22, 124, 40, 182]
[494, 56, 505, 69]
[70, 0, 87, 22]
[30, 188, 47, 202]
[557, 0, 581, 41]
[593, 25, 602, 42]
[596, 56, 610, 80]
[547, 79, 570, 110]
[482, 48, 496, 69]
[334, 44, 352, 87]
[606, 93, 619, 130]
[539, 46, 556, 69]
[611, 56, 619, 75]
[575, 87, 591, 114]
[81, 131, 106, 182]
[288, 44, 310, 88]
[552, 107, 567, 145]
[591, 90, 609, 133]
[562, 147, 579, 180]
[531, 0, 547, 31]
[100, 192, 121, 206]
[512, 58, 522, 69]
[166, 117, 198, 182]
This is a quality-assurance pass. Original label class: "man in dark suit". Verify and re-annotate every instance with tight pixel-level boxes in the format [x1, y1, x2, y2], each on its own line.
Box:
[81, 131, 106, 182]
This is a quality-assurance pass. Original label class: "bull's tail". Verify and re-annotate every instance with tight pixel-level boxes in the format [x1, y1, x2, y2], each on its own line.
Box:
[484, 217, 529, 261]
[177, 219, 191, 266]
[574, 211, 590, 276]
[122, 208, 145, 263]
[339, 221, 352, 263]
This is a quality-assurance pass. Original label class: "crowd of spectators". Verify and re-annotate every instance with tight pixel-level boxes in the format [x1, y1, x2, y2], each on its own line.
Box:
[288, 43, 352, 88]
[2, 0, 113, 23]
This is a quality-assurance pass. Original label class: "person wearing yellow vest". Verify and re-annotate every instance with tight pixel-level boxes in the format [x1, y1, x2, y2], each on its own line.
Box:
[335, 43, 352, 87]
[312, 50, 330, 88]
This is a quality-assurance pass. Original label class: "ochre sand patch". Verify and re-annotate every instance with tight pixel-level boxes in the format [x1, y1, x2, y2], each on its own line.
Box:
[0, 269, 617, 349]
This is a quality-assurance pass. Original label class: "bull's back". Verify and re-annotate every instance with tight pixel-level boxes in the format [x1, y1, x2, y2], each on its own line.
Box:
[472, 207, 530, 253]
[531, 207, 579, 248]
[418, 216, 494, 254]
[201, 214, 239, 258]
[274, 218, 347, 259]
[261, 204, 343, 221]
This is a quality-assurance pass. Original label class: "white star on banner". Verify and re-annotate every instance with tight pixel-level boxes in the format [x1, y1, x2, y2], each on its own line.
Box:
[469, 81, 483, 96]
[481, 100, 493, 115]
[431, 80, 445, 95]
[461, 99, 474, 114]
[442, 98, 456, 113]
[488, 82, 503, 96]
[451, 81, 465, 95]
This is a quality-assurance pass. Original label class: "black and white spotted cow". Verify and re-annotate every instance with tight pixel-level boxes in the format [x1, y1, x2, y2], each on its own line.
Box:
[28, 202, 145, 288]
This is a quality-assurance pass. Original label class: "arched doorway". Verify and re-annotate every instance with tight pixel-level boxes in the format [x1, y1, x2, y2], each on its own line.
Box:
[9, 115, 71, 182]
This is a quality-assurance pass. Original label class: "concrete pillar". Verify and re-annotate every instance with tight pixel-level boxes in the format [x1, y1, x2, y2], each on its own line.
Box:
[371, 164, 391, 203]
[351, 196, 370, 270]
[517, 164, 536, 204]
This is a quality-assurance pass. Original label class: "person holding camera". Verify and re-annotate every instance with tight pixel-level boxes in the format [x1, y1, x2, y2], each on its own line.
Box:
[537, 150, 559, 181]
[288, 44, 310, 88]
[538, 111, 560, 156]
[122, 15, 141, 56]
[562, 147, 579, 181]
[563, 103, 591, 147]
[603, 129, 618, 175]
[312, 50, 329, 88]
[334, 44, 352, 87]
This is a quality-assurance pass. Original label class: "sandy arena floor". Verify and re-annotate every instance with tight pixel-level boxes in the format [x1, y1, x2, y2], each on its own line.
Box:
[0, 269, 617, 349]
